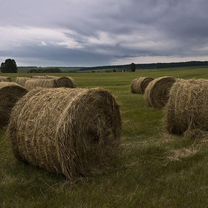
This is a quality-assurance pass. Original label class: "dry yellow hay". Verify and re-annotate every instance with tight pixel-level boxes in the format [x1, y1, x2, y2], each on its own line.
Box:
[131, 77, 153, 94]
[25, 76, 76, 90]
[16, 77, 31, 86]
[8, 88, 121, 180]
[0, 76, 11, 82]
[166, 79, 208, 137]
[144, 76, 176, 109]
[0, 82, 27, 128]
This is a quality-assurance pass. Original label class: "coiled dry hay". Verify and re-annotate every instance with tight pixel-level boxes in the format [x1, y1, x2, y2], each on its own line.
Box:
[144, 76, 176, 109]
[47, 76, 77, 87]
[166, 79, 208, 137]
[8, 88, 121, 180]
[0, 82, 27, 128]
[25, 76, 76, 90]
[16, 77, 31, 86]
[0, 76, 11, 82]
[131, 77, 153, 94]
[34, 75, 76, 86]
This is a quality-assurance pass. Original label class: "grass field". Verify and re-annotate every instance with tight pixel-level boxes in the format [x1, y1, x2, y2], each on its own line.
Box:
[1, 67, 208, 208]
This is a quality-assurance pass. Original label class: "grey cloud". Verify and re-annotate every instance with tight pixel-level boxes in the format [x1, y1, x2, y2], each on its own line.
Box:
[0, 0, 208, 66]
[0, 44, 113, 66]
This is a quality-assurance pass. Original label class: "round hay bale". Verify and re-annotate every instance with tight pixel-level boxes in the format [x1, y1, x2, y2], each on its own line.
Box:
[0, 76, 11, 82]
[53, 76, 76, 88]
[131, 77, 153, 94]
[46, 76, 77, 87]
[25, 77, 75, 90]
[32, 75, 50, 79]
[0, 82, 27, 128]
[16, 77, 31, 86]
[8, 88, 121, 179]
[144, 76, 176, 109]
[166, 79, 208, 136]
[25, 79, 56, 90]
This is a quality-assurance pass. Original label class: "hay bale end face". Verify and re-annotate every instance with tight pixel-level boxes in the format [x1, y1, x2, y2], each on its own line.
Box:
[0, 76, 11, 82]
[54, 76, 76, 88]
[25, 76, 75, 90]
[131, 77, 153, 94]
[16, 77, 31, 86]
[0, 82, 27, 128]
[8, 88, 121, 179]
[144, 76, 176, 109]
[166, 79, 208, 136]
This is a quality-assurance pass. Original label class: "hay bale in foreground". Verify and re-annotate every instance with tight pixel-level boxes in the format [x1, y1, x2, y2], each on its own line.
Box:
[166, 79, 208, 136]
[0, 76, 11, 82]
[131, 77, 153, 94]
[25, 76, 75, 90]
[16, 77, 31, 86]
[144, 76, 176, 109]
[0, 82, 27, 128]
[8, 88, 121, 179]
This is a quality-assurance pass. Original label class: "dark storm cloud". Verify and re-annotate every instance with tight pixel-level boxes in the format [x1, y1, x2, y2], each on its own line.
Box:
[0, 0, 208, 66]
[0, 44, 114, 66]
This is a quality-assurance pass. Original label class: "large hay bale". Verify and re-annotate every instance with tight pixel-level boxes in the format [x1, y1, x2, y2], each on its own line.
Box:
[0, 76, 11, 82]
[131, 77, 153, 94]
[8, 88, 121, 179]
[16, 77, 31, 86]
[166, 79, 208, 136]
[144, 76, 176, 109]
[0, 82, 27, 128]
[25, 77, 75, 90]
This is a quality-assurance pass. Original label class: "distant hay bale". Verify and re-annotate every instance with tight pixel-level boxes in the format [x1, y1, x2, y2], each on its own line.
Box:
[32, 75, 50, 79]
[45, 75, 60, 79]
[131, 77, 153, 94]
[8, 88, 121, 179]
[46, 75, 77, 88]
[0, 76, 11, 82]
[144, 76, 176, 109]
[49, 76, 77, 88]
[25, 79, 55, 90]
[16, 77, 31, 86]
[166, 79, 208, 136]
[25, 76, 76, 90]
[0, 82, 27, 128]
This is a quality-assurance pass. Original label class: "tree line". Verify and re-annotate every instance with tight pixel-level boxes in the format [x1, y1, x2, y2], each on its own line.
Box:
[0, 59, 62, 73]
[1, 58, 208, 73]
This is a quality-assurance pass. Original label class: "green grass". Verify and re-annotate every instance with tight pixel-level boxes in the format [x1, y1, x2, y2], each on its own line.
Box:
[1, 68, 208, 207]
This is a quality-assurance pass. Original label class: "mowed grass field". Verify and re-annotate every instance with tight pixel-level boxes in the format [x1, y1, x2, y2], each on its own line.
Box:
[1, 67, 208, 208]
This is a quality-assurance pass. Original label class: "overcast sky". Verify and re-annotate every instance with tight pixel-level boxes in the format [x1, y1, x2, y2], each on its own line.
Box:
[0, 0, 208, 66]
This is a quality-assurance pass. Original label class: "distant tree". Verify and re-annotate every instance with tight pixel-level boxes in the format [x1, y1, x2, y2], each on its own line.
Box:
[1, 59, 18, 73]
[130, 63, 136, 72]
[1, 62, 5, 71]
